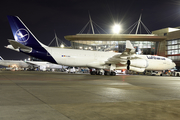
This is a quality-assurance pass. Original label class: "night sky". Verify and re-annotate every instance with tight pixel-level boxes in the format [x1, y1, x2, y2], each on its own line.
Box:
[1, 0, 180, 60]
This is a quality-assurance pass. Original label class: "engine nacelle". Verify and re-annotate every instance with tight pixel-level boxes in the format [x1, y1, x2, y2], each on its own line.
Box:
[127, 66, 145, 72]
[120, 61, 127, 64]
[127, 59, 148, 68]
[127, 59, 148, 72]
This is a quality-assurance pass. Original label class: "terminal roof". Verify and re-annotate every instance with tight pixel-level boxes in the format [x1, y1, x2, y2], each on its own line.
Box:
[65, 34, 166, 41]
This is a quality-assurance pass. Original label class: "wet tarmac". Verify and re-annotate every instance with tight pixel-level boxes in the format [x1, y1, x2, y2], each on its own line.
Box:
[0, 71, 180, 120]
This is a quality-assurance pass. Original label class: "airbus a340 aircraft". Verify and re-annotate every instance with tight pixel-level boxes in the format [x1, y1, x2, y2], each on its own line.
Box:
[0, 56, 29, 70]
[0, 56, 66, 71]
[6, 16, 176, 75]
[26, 61, 67, 71]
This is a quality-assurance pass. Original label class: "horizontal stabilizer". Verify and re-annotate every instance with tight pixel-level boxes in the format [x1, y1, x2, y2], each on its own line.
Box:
[5, 44, 20, 52]
[8, 39, 32, 53]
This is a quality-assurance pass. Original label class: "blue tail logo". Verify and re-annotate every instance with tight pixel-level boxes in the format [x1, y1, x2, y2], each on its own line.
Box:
[15, 28, 30, 42]
[7, 15, 43, 48]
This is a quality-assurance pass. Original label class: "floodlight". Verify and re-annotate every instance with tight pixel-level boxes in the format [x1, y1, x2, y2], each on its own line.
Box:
[112, 24, 121, 34]
[60, 44, 64, 48]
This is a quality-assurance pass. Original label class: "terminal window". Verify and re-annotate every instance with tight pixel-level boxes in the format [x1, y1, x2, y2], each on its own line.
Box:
[167, 39, 180, 61]
[71, 40, 156, 54]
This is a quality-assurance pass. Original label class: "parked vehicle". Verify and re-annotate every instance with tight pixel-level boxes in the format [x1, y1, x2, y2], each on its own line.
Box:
[145, 70, 162, 76]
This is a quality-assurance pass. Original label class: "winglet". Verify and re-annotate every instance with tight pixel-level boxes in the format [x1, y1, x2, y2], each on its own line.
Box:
[126, 40, 135, 53]
[126, 40, 134, 49]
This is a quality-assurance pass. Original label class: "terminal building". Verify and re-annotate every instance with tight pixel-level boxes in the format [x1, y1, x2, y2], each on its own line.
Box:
[64, 18, 180, 69]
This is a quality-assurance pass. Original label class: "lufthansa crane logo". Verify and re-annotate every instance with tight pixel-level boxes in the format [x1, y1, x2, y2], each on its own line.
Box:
[15, 28, 30, 42]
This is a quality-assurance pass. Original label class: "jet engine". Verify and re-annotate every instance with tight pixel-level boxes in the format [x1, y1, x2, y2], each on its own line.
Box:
[127, 59, 148, 72]
[127, 66, 145, 72]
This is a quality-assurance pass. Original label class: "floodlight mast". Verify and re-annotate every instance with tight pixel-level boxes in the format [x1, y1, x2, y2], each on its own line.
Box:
[48, 32, 60, 47]
[135, 14, 142, 34]
[48, 32, 68, 47]
[55, 33, 59, 47]
[89, 14, 95, 34]
[78, 12, 107, 34]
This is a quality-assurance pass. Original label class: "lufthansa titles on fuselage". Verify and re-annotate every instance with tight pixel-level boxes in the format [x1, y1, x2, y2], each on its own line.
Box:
[146, 55, 165, 60]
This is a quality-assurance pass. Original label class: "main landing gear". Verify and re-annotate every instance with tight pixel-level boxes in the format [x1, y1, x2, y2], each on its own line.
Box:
[104, 71, 116, 76]
[90, 69, 103, 75]
[90, 69, 116, 76]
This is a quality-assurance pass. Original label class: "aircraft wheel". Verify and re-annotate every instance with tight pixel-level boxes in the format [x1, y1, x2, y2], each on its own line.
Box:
[90, 71, 96, 75]
[96, 71, 103, 75]
[105, 71, 110, 76]
[104, 71, 107, 75]
[99, 72, 103, 75]
[177, 73, 179, 76]
[111, 72, 116, 76]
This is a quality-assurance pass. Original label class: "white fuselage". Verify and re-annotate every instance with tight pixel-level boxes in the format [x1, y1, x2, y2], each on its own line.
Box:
[45, 47, 115, 66]
[136, 55, 175, 70]
[44, 47, 175, 71]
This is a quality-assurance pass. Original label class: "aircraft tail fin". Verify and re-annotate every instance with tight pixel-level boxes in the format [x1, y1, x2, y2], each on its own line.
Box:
[7, 16, 47, 48]
[0, 56, 4, 60]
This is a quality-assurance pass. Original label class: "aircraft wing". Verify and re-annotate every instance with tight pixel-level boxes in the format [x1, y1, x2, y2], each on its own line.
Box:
[105, 40, 140, 65]
[25, 61, 46, 67]
[8, 39, 32, 53]
[26, 61, 65, 70]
